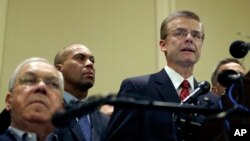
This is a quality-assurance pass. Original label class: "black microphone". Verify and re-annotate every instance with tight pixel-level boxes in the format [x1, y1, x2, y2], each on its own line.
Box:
[217, 69, 242, 87]
[52, 96, 109, 127]
[230, 40, 250, 58]
[181, 81, 210, 104]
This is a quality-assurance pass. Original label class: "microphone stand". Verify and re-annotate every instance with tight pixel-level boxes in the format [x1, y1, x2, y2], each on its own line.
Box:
[52, 94, 250, 140]
[53, 95, 250, 123]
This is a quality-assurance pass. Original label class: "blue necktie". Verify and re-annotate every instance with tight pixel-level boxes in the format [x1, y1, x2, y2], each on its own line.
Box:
[75, 100, 92, 141]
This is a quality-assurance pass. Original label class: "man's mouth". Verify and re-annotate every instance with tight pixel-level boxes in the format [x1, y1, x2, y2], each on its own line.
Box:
[181, 47, 195, 53]
[29, 100, 48, 108]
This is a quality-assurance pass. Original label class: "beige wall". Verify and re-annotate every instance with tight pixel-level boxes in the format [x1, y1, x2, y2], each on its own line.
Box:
[175, 0, 250, 82]
[0, 0, 159, 110]
[0, 0, 8, 109]
[0, 0, 250, 110]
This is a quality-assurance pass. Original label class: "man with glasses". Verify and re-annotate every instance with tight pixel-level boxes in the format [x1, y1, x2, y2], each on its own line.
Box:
[105, 10, 219, 141]
[0, 57, 64, 141]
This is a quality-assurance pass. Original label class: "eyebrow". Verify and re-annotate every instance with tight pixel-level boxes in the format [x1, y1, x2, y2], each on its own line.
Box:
[73, 53, 95, 60]
[20, 71, 36, 77]
[175, 27, 202, 32]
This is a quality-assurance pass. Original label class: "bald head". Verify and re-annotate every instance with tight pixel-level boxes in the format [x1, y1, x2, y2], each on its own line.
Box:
[54, 43, 91, 65]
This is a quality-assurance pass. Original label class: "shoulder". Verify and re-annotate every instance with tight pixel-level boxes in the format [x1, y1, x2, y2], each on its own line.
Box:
[199, 91, 220, 108]
[121, 70, 166, 85]
[91, 110, 110, 121]
[122, 74, 151, 84]
[0, 109, 10, 134]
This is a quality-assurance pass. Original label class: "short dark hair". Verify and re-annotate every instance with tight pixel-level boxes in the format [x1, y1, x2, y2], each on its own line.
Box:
[211, 58, 244, 86]
[160, 10, 203, 40]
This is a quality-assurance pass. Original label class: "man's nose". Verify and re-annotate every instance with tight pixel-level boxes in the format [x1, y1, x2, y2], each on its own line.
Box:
[34, 80, 47, 94]
[86, 59, 94, 67]
[185, 33, 194, 43]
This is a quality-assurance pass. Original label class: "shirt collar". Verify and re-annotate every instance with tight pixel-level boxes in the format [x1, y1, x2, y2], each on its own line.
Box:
[63, 91, 78, 104]
[164, 65, 194, 90]
[8, 126, 58, 141]
[63, 91, 88, 104]
[8, 126, 36, 141]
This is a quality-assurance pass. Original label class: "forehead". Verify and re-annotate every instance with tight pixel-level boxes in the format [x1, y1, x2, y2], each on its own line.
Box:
[219, 62, 245, 74]
[17, 62, 59, 78]
[167, 17, 203, 31]
[66, 45, 93, 57]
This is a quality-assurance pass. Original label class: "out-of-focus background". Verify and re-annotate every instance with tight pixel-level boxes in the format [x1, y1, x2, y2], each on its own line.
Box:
[0, 0, 249, 110]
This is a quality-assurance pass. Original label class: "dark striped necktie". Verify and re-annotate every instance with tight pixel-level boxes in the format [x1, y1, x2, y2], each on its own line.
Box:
[179, 80, 190, 101]
[75, 101, 92, 141]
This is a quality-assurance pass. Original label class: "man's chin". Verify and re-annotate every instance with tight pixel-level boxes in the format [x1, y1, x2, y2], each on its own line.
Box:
[25, 112, 51, 123]
[77, 82, 94, 91]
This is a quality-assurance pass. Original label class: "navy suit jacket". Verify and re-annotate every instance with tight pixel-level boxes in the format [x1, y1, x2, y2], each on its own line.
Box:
[105, 69, 219, 141]
[57, 105, 110, 141]
[0, 109, 10, 134]
[0, 129, 58, 141]
[0, 130, 16, 141]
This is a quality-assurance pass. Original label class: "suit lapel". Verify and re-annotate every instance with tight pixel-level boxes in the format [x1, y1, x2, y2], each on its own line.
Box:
[89, 112, 100, 141]
[153, 69, 180, 102]
[68, 119, 86, 141]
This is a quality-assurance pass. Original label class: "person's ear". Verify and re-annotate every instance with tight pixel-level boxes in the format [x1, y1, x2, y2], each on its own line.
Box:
[159, 40, 167, 52]
[5, 93, 13, 111]
[55, 64, 62, 71]
[211, 86, 218, 94]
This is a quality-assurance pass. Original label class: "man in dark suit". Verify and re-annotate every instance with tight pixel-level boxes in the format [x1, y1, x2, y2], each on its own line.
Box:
[54, 43, 109, 141]
[105, 10, 219, 141]
[0, 57, 64, 141]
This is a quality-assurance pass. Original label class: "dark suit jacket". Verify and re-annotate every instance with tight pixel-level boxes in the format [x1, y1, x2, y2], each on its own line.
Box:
[57, 107, 110, 141]
[0, 109, 10, 134]
[0, 130, 16, 141]
[0, 129, 59, 141]
[105, 69, 219, 141]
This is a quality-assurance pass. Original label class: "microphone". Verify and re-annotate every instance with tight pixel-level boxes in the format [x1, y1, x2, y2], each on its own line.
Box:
[217, 69, 242, 87]
[230, 40, 250, 58]
[52, 96, 110, 127]
[181, 81, 210, 104]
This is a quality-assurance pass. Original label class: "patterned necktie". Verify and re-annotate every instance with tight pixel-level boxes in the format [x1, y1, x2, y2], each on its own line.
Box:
[75, 101, 92, 141]
[78, 115, 92, 141]
[22, 133, 28, 141]
[179, 80, 190, 101]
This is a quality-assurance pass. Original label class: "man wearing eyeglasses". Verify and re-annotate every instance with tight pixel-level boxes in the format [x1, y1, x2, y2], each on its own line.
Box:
[105, 10, 219, 141]
[0, 57, 64, 141]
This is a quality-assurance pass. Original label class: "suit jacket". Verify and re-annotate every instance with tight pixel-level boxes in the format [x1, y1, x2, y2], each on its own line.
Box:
[0, 109, 10, 134]
[57, 101, 110, 141]
[105, 69, 219, 141]
[0, 130, 16, 141]
[0, 129, 58, 141]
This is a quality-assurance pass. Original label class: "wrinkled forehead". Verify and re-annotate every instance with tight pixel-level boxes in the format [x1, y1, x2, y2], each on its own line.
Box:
[167, 17, 203, 32]
[66, 44, 92, 56]
[17, 62, 59, 79]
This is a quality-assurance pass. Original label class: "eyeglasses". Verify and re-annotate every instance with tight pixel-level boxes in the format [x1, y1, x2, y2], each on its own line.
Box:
[18, 74, 61, 90]
[164, 28, 204, 41]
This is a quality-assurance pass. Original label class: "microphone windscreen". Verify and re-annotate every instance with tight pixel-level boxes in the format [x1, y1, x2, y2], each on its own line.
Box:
[217, 69, 239, 87]
[51, 109, 71, 127]
[230, 40, 248, 58]
[198, 80, 210, 94]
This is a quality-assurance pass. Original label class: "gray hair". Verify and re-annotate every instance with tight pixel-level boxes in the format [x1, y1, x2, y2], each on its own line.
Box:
[9, 57, 64, 92]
